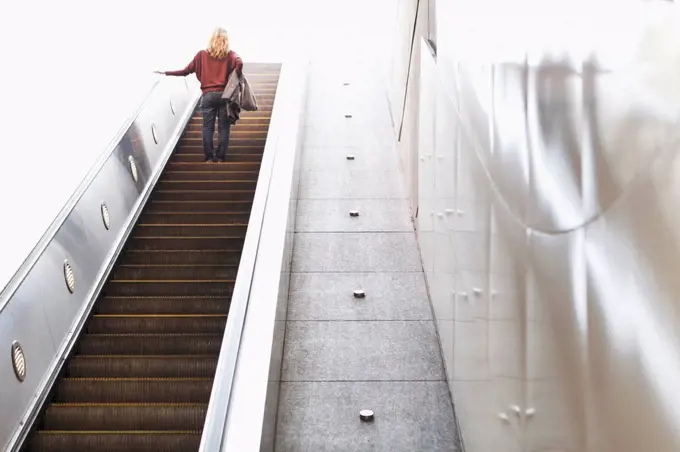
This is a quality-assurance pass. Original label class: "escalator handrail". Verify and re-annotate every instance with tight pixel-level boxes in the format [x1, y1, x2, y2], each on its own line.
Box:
[0, 77, 162, 315]
[198, 61, 289, 452]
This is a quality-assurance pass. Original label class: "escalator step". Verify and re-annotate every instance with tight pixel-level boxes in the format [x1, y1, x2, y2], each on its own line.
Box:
[132, 224, 248, 237]
[150, 190, 255, 202]
[144, 200, 252, 213]
[156, 179, 257, 191]
[186, 122, 270, 133]
[53, 378, 213, 403]
[76, 334, 223, 355]
[164, 162, 261, 171]
[95, 297, 230, 315]
[139, 212, 251, 224]
[67, 356, 218, 377]
[104, 281, 234, 297]
[186, 124, 269, 132]
[170, 153, 263, 163]
[111, 264, 238, 280]
[174, 145, 264, 155]
[161, 170, 258, 181]
[187, 123, 270, 131]
[182, 137, 266, 146]
[43, 404, 208, 431]
[189, 110, 272, 119]
[86, 315, 227, 334]
[28, 432, 201, 452]
[125, 236, 244, 251]
[119, 250, 241, 266]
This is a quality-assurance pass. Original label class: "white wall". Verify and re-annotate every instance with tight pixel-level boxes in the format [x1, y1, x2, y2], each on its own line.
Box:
[390, 2, 680, 451]
[0, 0, 398, 293]
[392, 0, 430, 215]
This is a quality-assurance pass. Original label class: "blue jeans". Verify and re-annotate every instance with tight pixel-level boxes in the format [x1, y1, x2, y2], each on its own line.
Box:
[200, 91, 231, 161]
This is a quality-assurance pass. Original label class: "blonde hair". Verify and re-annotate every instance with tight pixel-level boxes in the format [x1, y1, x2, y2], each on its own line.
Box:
[208, 28, 230, 59]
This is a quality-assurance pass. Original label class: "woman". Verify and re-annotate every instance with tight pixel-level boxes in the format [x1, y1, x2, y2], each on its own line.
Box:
[157, 28, 243, 162]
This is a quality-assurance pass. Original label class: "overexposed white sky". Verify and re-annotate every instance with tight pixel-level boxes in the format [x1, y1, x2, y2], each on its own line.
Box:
[0, 0, 676, 293]
[0, 0, 398, 293]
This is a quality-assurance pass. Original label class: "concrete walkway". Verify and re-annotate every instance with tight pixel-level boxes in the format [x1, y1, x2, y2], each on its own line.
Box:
[274, 50, 460, 452]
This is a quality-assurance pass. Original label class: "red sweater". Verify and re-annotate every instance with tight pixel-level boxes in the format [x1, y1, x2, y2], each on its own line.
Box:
[165, 50, 243, 94]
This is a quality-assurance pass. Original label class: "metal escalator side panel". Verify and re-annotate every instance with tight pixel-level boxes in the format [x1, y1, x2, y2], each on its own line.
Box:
[2, 78, 200, 452]
[20, 65, 280, 452]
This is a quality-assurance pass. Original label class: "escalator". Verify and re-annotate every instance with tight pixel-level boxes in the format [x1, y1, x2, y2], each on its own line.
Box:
[23, 63, 282, 452]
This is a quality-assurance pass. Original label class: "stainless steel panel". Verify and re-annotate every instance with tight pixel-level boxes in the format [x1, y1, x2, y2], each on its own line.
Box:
[526, 230, 587, 452]
[412, 2, 680, 449]
[490, 61, 530, 223]
[0, 76, 199, 451]
[584, 155, 680, 452]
